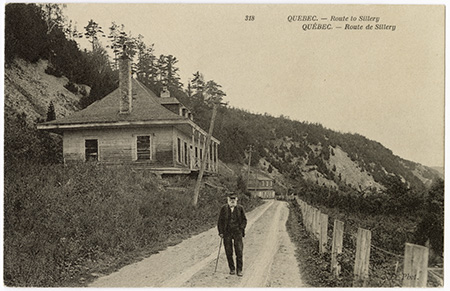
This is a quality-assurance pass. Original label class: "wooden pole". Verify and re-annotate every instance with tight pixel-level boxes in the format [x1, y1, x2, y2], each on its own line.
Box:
[319, 213, 328, 253]
[353, 228, 371, 287]
[402, 243, 429, 287]
[331, 219, 344, 277]
[192, 102, 218, 206]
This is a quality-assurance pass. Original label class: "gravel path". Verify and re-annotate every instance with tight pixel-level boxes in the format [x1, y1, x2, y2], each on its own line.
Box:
[89, 200, 305, 287]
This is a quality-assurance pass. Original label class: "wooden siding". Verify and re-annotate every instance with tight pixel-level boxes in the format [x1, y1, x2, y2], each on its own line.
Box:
[63, 127, 174, 167]
[62, 125, 219, 174]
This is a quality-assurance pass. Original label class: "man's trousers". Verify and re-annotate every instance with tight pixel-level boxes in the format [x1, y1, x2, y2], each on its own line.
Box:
[223, 231, 243, 272]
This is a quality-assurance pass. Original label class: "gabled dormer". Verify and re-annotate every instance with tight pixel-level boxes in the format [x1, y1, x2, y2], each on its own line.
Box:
[159, 86, 193, 120]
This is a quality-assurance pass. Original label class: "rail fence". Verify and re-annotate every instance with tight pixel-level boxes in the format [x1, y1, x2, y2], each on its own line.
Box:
[295, 197, 443, 287]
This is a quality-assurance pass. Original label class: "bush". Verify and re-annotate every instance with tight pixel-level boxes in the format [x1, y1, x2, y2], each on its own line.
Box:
[45, 66, 63, 78]
[4, 112, 63, 165]
[64, 81, 78, 94]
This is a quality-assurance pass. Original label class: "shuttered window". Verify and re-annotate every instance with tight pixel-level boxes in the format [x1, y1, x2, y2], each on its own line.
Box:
[137, 135, 151, 160]
[85, 139, 98, 161]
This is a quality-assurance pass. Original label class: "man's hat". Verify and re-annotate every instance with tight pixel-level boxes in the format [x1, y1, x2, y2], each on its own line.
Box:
[227, 192, 238, 199]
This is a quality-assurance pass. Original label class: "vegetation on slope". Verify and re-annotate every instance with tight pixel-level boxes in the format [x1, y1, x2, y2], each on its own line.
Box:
[4, 158, 261, 287]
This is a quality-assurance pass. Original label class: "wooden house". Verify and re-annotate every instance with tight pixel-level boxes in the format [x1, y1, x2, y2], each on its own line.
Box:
[37, 55, 219, 175]
[247, 172, 275, 199]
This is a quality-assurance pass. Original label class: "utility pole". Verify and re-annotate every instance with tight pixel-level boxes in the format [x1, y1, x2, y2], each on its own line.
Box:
[192, 102, 219, 207]
[245, 145, 254, 188]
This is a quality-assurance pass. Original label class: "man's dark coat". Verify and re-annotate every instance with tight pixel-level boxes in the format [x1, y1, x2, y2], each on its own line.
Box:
[218, 204, 247, 237]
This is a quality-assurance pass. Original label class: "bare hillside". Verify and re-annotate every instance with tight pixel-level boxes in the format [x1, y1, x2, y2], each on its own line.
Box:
[4, 58, 86, 123]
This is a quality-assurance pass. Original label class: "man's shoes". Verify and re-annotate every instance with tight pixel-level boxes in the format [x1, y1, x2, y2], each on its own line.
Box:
[237, 270, 243, 277]
[229, 270, 235, 275]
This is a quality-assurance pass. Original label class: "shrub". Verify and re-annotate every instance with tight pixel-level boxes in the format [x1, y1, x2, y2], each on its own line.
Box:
[45, 66, 63, 78]
[64, 81, 78, 94]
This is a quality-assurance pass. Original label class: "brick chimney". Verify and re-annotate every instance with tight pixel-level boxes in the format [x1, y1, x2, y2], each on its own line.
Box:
[160, 86, 170, 98]
[119, 50, 132, 114]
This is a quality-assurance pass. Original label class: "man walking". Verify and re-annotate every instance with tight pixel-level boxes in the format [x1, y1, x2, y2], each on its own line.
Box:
[217, 193, 247, 276]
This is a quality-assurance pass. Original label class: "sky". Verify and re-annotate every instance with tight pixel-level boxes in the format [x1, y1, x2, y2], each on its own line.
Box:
[63, 3, 445, 167]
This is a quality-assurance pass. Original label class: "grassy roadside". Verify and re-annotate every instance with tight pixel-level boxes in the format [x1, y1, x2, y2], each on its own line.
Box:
[4, 161, 263, 287]
[285, 202, 351, 287]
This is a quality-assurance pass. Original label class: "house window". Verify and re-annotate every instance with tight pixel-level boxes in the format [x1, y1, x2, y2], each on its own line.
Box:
[85, 139, 98, 161]
[137, 135, 151, 160]
[177, 138, 181, 162]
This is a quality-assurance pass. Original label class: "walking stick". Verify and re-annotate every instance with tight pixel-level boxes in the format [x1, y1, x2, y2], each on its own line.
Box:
[214, 237, 223, 273]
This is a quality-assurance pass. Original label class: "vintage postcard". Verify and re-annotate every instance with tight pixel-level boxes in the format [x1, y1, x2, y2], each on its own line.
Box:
[3, 2, 445, 288]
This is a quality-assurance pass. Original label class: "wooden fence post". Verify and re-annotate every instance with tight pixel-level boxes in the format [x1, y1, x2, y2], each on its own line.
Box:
[304, 204, 309, 231]
[302, 201, 307, 227]
[331, 219, 344, 277]
[313, 208, 320, 239]
[402, 243, 429, 287]
[319, 213, 328, 253]
[303, 203, 307, 227]
[299, 200, 305, 223]
[306, 206, 311, 233]
[353, 228, 371, 287]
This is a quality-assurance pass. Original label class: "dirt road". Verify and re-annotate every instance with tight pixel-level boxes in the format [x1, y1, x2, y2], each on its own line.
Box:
[89, 200, 305, 287]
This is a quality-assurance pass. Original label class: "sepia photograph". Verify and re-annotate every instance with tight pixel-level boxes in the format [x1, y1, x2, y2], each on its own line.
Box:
[2, 1, 445, 288]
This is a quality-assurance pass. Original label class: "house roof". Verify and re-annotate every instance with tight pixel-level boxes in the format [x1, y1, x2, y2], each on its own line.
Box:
[43, 79, 184, 125]
[137, 82, 182, 105]
[159, 97, 181, 105]
[38, 79, 219, 143]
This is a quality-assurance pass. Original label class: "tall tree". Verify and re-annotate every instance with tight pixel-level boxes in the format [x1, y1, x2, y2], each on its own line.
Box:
[39, 3, 67, 35]
[156, 54, 168, 83]
[164, 55, 182, 90]
[107, 23, 138, 69]
[135, 35, 157, 87]
[204, 80, 226, 103]
[84, 19, 105, 52]
[191, 71, 205, 95]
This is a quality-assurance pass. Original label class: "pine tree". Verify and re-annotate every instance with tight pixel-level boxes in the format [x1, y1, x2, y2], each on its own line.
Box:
[84, 19, 105, 52]
[46, 101, 56, 121]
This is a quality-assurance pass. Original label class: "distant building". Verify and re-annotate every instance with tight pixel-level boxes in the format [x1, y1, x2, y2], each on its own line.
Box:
[37, 54, 219, 175]
[247, 172, 275, 199]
